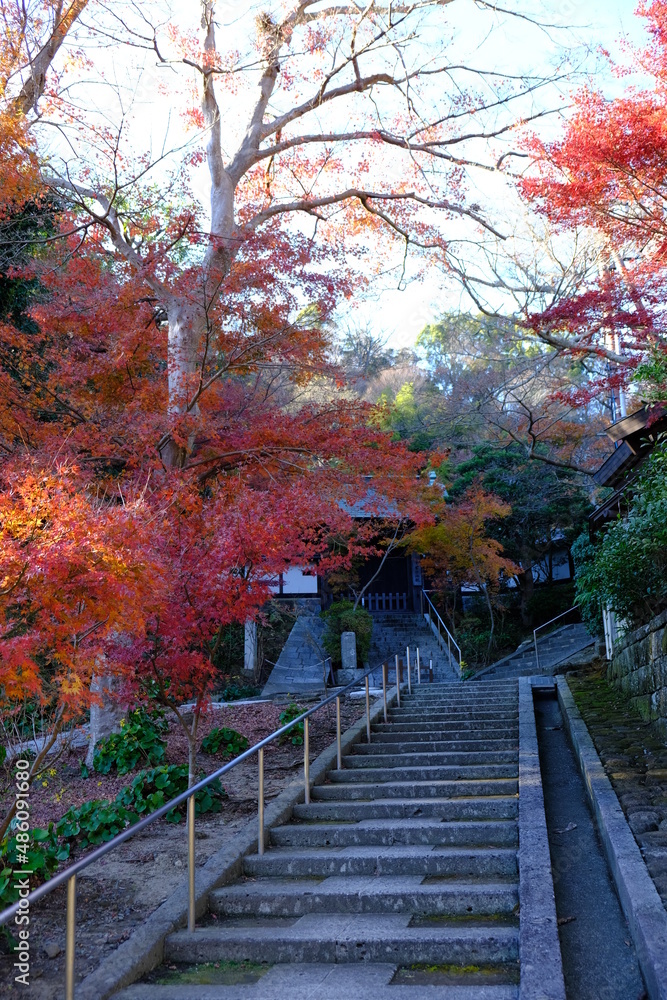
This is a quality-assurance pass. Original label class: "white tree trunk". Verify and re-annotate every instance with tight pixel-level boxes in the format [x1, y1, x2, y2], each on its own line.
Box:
[167, 298, 206, 415]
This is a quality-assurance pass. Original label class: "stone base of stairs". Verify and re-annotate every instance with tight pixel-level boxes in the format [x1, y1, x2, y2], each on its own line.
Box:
[108, 678, 566, 1000]
[119, 964, 519, 1000]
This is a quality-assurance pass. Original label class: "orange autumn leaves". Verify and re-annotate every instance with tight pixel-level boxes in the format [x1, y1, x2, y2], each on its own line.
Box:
[0, 467, 150, 719]
[406, 484, 518, 595]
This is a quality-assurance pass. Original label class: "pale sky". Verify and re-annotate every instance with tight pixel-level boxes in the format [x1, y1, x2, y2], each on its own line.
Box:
[348, 0, 648, 349]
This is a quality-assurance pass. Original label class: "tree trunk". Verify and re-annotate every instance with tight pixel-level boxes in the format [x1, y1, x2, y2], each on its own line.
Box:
[187, 701, 202, 790]
[517, 569, 534, 629]
[0, 716, 63, 842]
[158, 297, 207, 467]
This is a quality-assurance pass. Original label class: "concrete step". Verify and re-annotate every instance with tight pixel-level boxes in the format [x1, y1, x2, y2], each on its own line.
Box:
[164, 914, 519, 966]
[388, 711, 518, 723]
[243, 844, 518, 878]
[311, 778, 518, 800]
[371, 723, 518, 737]
[397, 700, 518, 711]
[269, 818, 518, 848]
[292, 797, 518, 823]
[342, 751, 517, 768]
[210, 876, 519, 918]
[401, 700, 517, 711]
[114, 966, 519, 1000]
[327, 764, 518, 782]
[354, 738, 517, 753]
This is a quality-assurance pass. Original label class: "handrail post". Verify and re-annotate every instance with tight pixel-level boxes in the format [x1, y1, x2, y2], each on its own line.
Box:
[382, 662, 388, 723]
[336, 696, 342, 770]
[534, 629, 540, 672]
[65, 874, 76, 1000]
[258, 747, 265, 852]
[429, 658, 433, 683]
[416, 647, 421, 684]
[406, 646, 412, 695]
[187, 793, 196, 931]
[365, 675, 371, 743]
[395, 653, 401, 707]
[304, 718, 311, 803]
[448, 632, 451, 667]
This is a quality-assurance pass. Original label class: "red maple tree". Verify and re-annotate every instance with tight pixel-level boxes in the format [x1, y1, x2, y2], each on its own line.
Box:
[0, 1, 550, 823]
[520, 1, 667, 404]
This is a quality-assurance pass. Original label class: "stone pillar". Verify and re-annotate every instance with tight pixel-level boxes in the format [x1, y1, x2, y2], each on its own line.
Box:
[85, 671, 124, 767]
[338, 631, 358, 685]
[244, 620, 258, 679]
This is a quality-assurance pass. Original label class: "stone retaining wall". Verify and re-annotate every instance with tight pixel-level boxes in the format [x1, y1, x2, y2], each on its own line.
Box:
[608, 607, 667, 735]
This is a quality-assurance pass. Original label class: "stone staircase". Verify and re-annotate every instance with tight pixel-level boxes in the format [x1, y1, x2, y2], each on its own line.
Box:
[475, 622, 594, 681]
[367, 611, 458, 684]
[116, 680, 524, 999]
[262, 607, 328, 697]
[262, 610, 458, 696]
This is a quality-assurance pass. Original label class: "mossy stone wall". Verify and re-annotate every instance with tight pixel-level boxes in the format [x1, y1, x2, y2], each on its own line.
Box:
[608, 607, 667, 735]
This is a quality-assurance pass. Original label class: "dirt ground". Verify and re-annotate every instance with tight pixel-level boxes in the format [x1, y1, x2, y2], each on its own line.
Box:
[0, 697, 365, 998]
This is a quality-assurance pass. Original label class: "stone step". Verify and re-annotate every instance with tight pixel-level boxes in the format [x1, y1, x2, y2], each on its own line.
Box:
[243, 844, 518, 879]
[342, 751, 517, 768]
[397, 700, 518, 710]
[354, 739, 517, 753]
[383, 705, 517, 716]
[115, 977, 519, 1000]
[388, 711, 518, 723]
[164, 914, 519, 967]
[270, 818, 518, 849]
[311, 778, 518, 800]
[372, 723, 518, 737]
[210, 876, 519, 918]
[292, 796, 518, 823]
[327, 763, 518, 782]
[403, 688, 518, 697]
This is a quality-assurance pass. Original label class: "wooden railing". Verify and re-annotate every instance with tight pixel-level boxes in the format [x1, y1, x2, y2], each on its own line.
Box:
[360, 591, 408, 612]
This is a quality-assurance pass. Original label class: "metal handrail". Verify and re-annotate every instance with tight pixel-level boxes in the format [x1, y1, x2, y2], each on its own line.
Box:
[0, 649, 417, 997]
[421, 589, 462, 674]
[533, 605, 580, 672]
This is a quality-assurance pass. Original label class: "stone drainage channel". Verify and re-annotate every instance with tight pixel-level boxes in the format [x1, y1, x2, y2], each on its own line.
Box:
[533, 686, 647, 1000]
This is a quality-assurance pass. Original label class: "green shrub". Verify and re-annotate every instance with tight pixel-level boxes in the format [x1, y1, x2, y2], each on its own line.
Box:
[573, 439, 667, 630]
[201, 726, 249, 758]
[93, 708, 168, 775]
[1, 825, 69, 942]
[55, 798, 134, 849]
[278, 702, 305, 745]
[115, 764, 227, 822]
[321, 600, 373, 666]
[219, 683, 260, 702]
[56, 764, 228, 850]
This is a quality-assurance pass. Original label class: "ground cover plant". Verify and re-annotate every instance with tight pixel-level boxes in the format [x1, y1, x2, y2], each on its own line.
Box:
[200, 727, 249, 759]
[278, 703, 306, 746]
[93, 709, 168, 775]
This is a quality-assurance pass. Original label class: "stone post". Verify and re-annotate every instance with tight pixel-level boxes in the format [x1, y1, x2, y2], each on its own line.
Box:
[85, 671, 124, 767]
[244, 620, 258, 680]
[339, 631, 358, 686]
